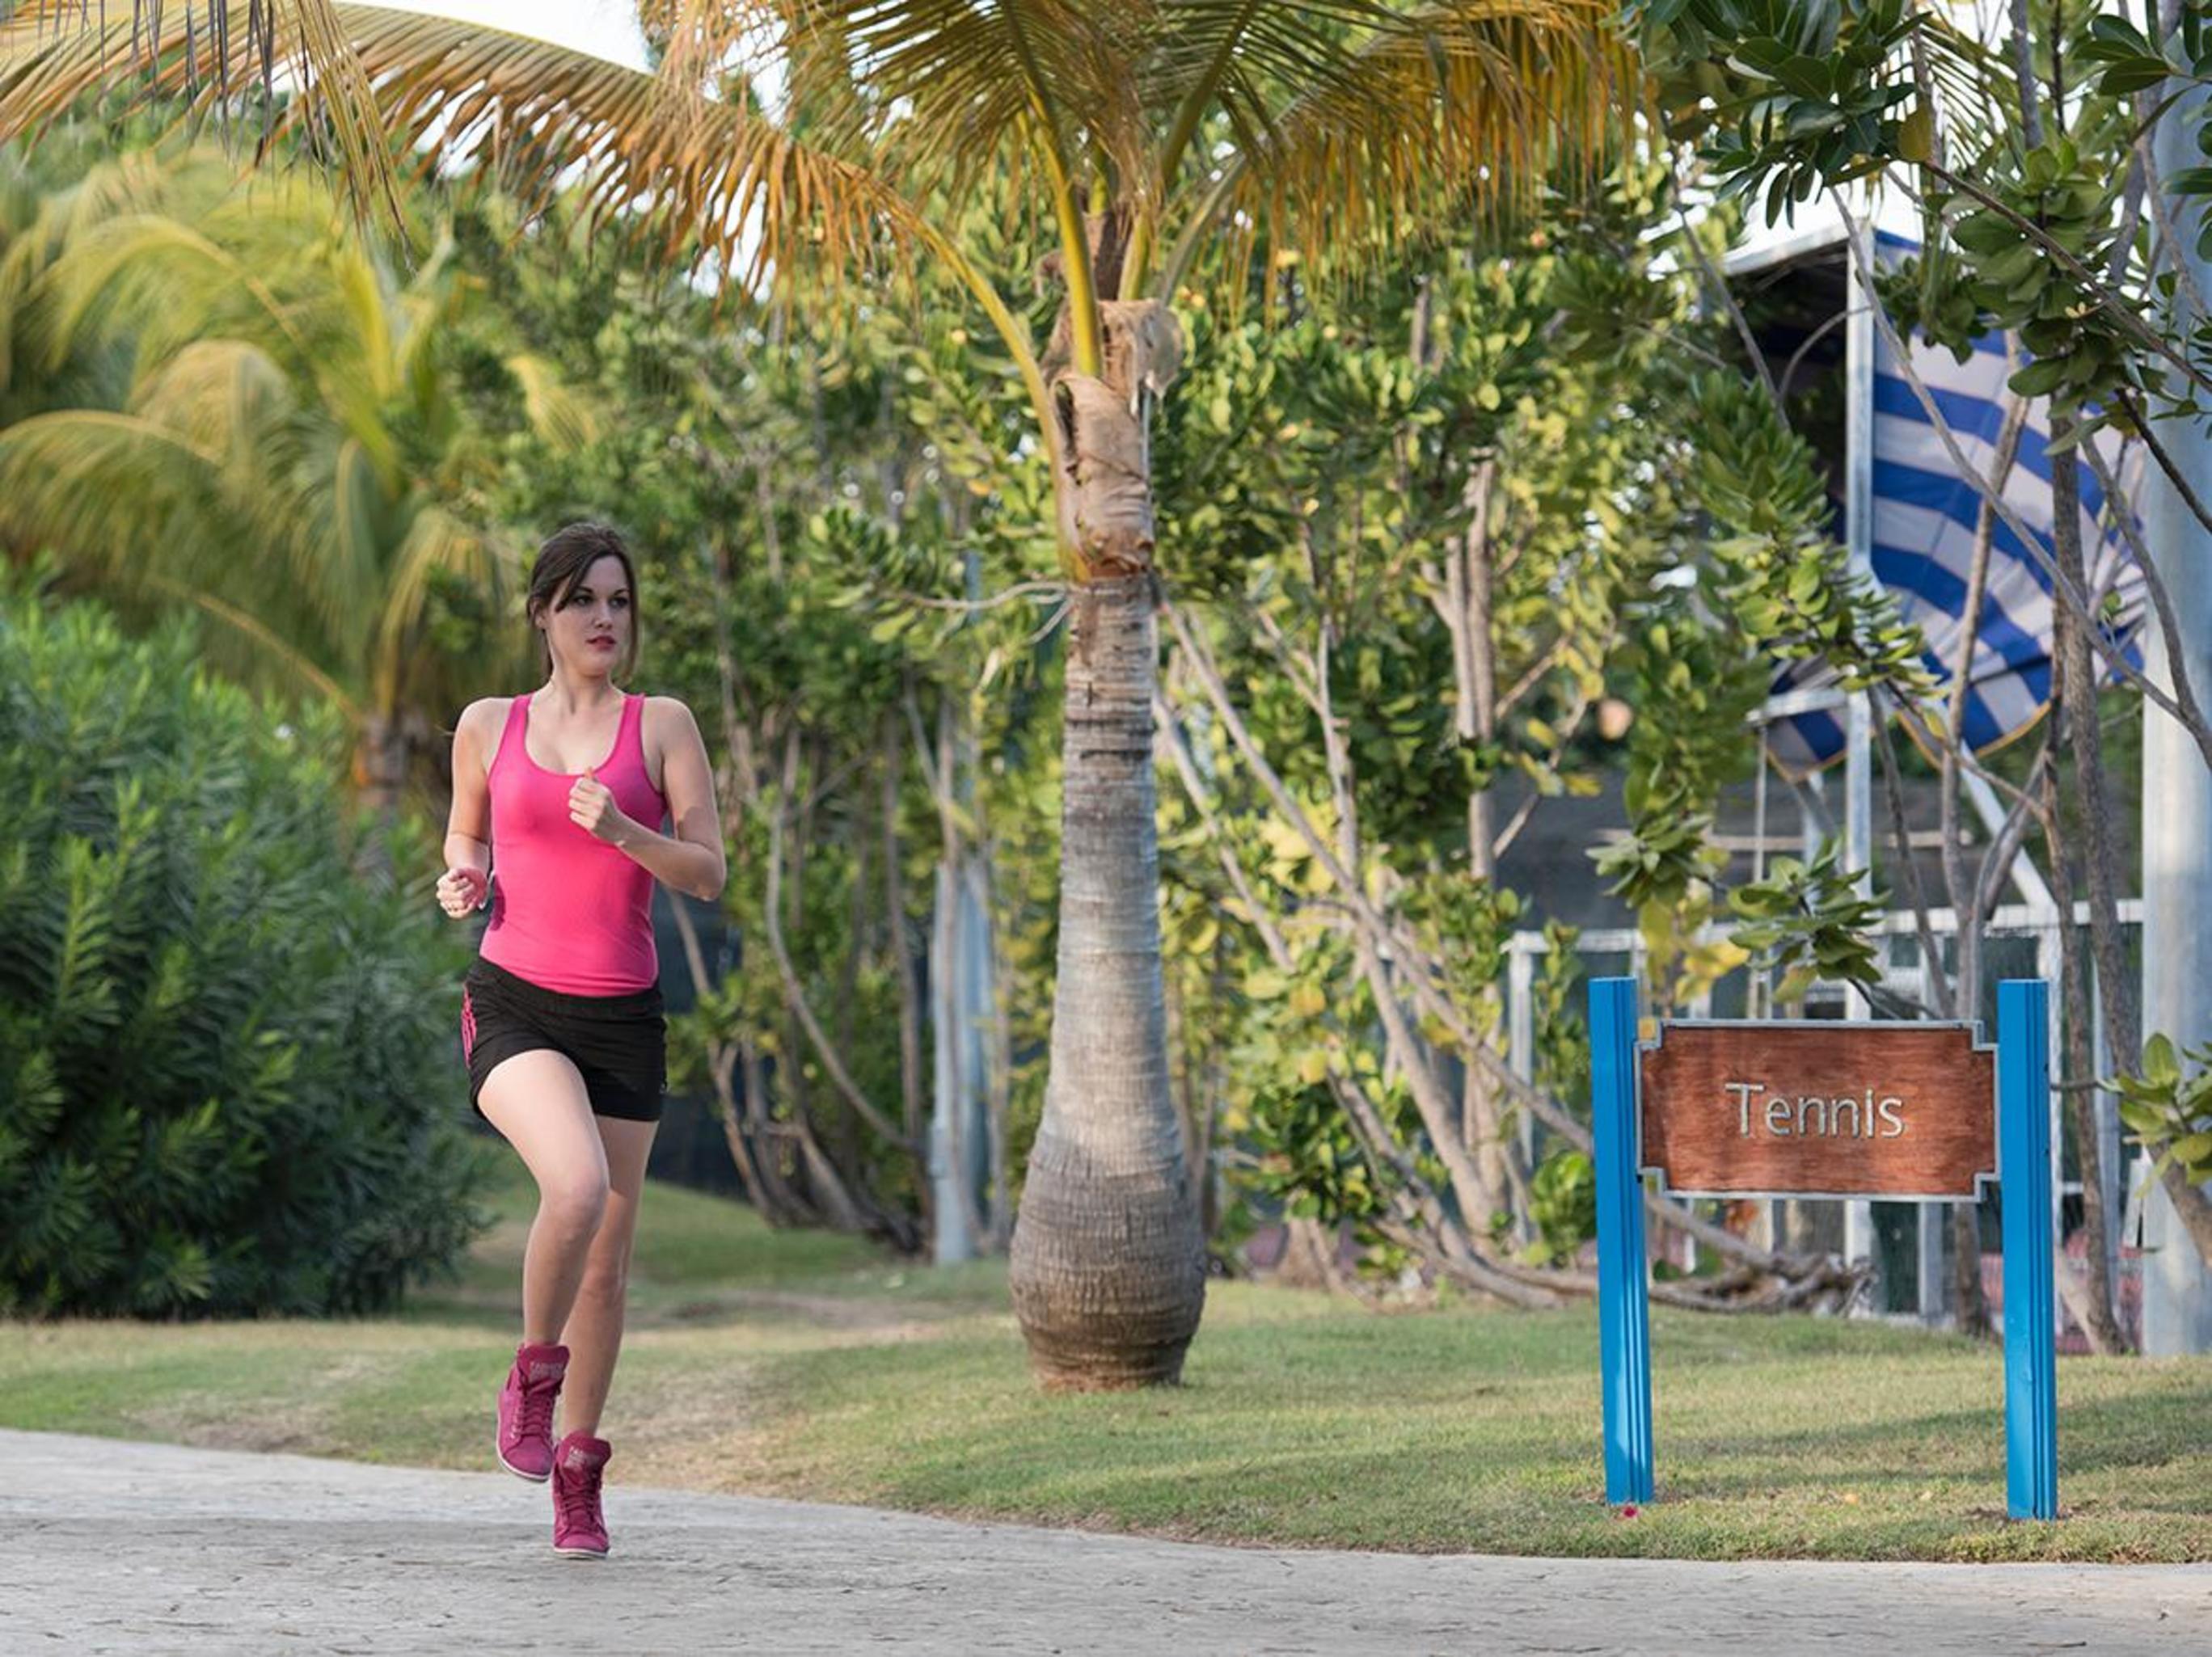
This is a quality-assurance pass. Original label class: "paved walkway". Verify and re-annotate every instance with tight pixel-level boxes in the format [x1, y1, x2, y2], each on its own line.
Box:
[2, 1429, 2206, 1655]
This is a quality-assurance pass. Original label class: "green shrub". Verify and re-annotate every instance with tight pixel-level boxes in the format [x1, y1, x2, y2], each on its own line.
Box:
[0, 588, 492, 1317]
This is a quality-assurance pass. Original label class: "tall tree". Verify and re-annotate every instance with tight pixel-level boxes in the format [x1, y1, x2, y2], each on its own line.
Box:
[1619, 0, 2212, 1289]
[0, 140, 584, 809]
[2, 0, 1626, 1386]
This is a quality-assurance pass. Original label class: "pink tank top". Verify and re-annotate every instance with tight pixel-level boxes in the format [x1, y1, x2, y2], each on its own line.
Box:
[479, 693, 667, 996]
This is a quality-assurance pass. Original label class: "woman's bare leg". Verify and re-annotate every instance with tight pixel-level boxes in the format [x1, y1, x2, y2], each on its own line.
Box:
[476, 1052, 609, 1346]
[559, 1115, 659, 1438]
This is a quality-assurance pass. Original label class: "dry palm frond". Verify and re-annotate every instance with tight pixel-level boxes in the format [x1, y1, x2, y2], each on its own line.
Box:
[648, 0, 1155, 204]
[2, 2, 914, 291]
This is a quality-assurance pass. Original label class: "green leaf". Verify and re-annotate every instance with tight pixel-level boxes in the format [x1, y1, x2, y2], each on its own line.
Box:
[2098, 61, 2178, 95]
[1898, 104, 1933, 165]
[2085, 15, 2155, 55]
[1952, 213, 2019, 256]
[2008, 358, 2068, 398]
[2117, 1098, 2170, 1137]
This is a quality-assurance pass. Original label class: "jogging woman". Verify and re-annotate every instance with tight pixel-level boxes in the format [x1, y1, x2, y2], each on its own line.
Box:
[437, 523, 726, 1559]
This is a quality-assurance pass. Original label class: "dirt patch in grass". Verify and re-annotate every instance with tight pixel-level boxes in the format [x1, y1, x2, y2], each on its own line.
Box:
[644, 1288, 969, 1339]
[133, 1353, 388, 1456]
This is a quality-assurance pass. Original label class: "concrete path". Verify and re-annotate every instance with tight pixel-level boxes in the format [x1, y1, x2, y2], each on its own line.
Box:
[2, 1428, 2206, 1655]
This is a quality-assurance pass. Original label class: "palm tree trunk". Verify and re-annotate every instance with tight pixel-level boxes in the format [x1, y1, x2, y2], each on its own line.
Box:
[358, 707, 410, 821]
[1008, 573, 1206, 1389]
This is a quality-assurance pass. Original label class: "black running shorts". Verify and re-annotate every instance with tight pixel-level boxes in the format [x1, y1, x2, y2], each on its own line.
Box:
[460, 957, 667, 1124]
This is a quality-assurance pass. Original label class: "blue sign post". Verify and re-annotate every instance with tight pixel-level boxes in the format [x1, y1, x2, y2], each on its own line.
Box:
[1998, 979, 2058, 1520]
[1589, 976, 2058, 1519]
[1590, 976, 1653, 1506]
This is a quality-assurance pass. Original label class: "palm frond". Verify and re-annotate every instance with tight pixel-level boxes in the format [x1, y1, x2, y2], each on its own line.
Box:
[848, 0, 1154, 190]
[24, 210, 313, 376]
[369, 504, 517, 712]
[654, 0, 1152, 196]
[505, 351, 601, 452]
[21, 185, 416, 487]
[0, 407, 230, 580]
[2, 0, 406, 233]
[141, 571, 364, 716]
[1, 373, 382, 656]
[1146, 0, 1387, 184]
[1172, 0, 1633, 284]
[129, 336, 294, 470]
[1, 3, 908, 291]
[353, 1, 913, 286]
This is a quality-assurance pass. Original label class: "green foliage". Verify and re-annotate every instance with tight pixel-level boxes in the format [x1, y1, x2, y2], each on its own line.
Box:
[1592, 609, 1760, 1006]
[1530, 921, 1591, 1117]
[1590, 787, 1720, 914]
[2109, 1034, 2212, 1188]
[1595, 364, 1932, 1009]
[1224, 923, 1433, 1282]
[1916, 139, 2142, 411]
[1243, 1081, 1387, 1229]
[1595, 613, 1759, 913]
[1630, 0, 1922, 221]
[1155, 170, 1952, 1246]
[1637, 0, 2197, 436]
[1400, 874, 1522, 1032]
[0, 584, 491, 1317]
[2079, 5, 2212, 272]
[1726, 837, 1885, 1006]
[1690, 372, 1936, 696]
[1521, 1149, 1597, 1268]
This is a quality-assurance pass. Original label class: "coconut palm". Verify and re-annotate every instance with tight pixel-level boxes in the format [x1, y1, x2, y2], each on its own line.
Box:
[2, 0, 1627, 1387]
[0, 140, 589, 809]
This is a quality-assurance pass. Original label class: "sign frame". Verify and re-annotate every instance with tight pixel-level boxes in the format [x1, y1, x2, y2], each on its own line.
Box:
[1636, 1015, 2000, 1204]
[1589, 977, 2058, 1523]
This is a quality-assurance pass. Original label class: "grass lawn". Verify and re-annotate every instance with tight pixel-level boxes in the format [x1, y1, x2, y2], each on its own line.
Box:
[3, 1162, 2206, 1562]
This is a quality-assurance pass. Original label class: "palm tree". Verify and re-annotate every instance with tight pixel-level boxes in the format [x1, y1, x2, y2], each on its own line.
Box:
[0, 139, 589, 809]
[2, 1, 1626, 1387]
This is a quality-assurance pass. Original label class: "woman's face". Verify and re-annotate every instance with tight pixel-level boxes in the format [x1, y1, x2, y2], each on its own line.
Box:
[541, 554, 632, 677]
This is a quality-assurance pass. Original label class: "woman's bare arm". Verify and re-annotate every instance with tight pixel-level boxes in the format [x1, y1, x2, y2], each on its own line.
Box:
[437, 701, 499, 916]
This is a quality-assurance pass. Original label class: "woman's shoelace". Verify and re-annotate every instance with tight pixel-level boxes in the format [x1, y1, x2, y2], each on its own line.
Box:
[557, 1462, 603, 1528]
[514, 1381, 557, 1444]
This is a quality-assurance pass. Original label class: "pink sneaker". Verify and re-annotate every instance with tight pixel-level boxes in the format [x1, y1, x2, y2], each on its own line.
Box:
[495, 1341, 568, 1482]
[551, 1431, 612, 1559]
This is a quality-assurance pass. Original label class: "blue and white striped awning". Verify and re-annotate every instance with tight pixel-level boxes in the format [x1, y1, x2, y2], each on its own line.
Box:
[1765, 234, 2146, 774]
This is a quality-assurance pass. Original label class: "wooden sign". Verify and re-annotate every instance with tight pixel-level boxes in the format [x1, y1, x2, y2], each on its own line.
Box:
[1639, 1020, 1996, 1200]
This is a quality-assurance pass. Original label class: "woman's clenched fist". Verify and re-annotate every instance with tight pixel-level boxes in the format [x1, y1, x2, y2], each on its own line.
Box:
[568, 769, 632, 845]
[437, 865, 488, 917]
